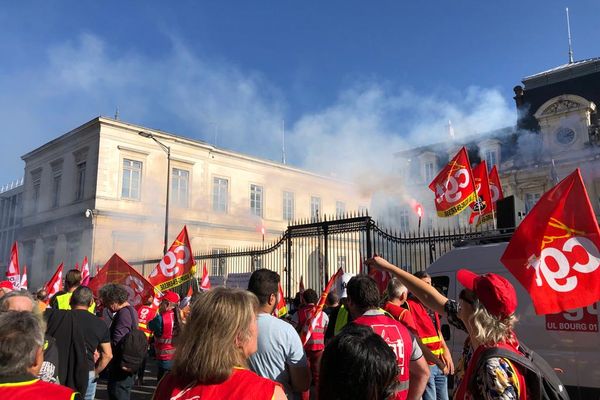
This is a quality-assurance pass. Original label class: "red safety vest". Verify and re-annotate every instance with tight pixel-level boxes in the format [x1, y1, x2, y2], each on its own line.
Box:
[354, 310, 412, 400]
[0, 377, 77, 400]
[298, 304, 326, 351]
[153, 368, 278, 400]
[154, 310, 176, 361]
[407, 298, 444, 364]
[136, 305, 157, 341]
[383, 301, 418, 334]
[454, 341, 527, 400]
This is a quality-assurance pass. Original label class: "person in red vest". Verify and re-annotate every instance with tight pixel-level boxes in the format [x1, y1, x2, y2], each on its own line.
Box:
[384, 278, 418, 333]
[367, 256, 527, 400]
[149, 290, 181, 381]
[346, 275, 429, 400]
[293, 288, 328, 399]
[135, 295, 157, 386]
[153, 287, 286, 400]
[406, 271, 453, 400]
[0, 311, 80, 400]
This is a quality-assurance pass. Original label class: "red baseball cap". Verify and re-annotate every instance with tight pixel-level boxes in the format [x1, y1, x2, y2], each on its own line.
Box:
[457, 269, 517, 319]
[163, 291, 180, 304]
[0, 281, 13, 290]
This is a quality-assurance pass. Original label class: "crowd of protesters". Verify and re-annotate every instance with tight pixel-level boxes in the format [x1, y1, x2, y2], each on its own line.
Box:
[0, 253, 548, 400]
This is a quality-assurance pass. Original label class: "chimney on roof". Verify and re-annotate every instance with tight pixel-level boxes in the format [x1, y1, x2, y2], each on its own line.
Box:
[513, 86, 524, 109]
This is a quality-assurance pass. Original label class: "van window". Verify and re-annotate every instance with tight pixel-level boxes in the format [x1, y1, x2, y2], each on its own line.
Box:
[431, 275, 449, 297]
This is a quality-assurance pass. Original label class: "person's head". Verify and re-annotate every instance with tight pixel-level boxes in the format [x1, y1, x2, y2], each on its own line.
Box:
[326, 291, 339, 308]
[346, 275, 380, 317]
[386, 278, 408, 304]
[302, 288, 319, 305]
[70, 286, 94, 309]
[160, 291, 180, 312]
[173, 287, 259, 384]
[64, 269, 82, 292]
[413, 270, 431, 285]
[0, 311, 46, 377]
[36, 288, 48, 302]
[0, 290, 36, 313]
[0, 281, 13, 299]
[457, 269, 518, 346]
[319, 323, 400, 400]
[99, 283, 129, 312]
[247, 269, 280, 311]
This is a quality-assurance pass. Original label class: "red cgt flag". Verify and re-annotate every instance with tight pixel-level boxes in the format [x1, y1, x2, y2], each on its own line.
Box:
[6, 242, 20, 290]
[45, 263, 64, 299]
[273, 282, 288, 318]
[501, 169, 600, 314]
[88, 254, 156, 308]
[20, 265, 28, 291]
[199, 262, 211, 291]
[81, 256, 91, 286]
[429, 147, 477, 217]
[148, 226, 196, 291]
[468, 161, 493, 225]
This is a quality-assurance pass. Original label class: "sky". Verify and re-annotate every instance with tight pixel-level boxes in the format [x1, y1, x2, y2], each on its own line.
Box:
[1, 1, 600, 188]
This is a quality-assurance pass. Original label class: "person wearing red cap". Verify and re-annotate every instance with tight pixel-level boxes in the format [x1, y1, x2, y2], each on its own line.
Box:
[149, 290, 182, 381]
[0, 281, 13, 298]
[366, 256, 527, 400]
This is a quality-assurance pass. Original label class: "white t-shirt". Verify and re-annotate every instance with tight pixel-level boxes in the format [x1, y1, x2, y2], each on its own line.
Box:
[248, 313, 308, 399]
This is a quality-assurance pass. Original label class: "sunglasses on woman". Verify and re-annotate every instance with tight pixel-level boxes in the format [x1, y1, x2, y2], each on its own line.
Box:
[459, 289, 476, 305]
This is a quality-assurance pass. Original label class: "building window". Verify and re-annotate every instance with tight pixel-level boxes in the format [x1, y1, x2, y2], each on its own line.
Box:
[525, 192, 541, 213]
[425, 161, 435, 183]
[311, 196, 321, 220]
[250, 184, 263, 217]
[171, 168, 189, 208]
[484, 150, 498, 171]
[399, 208, 409, 232]
[282, 191, 294, 221]
[211, 248, 227, 276]
[121, 159, 142, 200]
[213, 177, 229, 213]
[75, 162, 86, 201]
[336, 201, 346, 217]
[52, 171, 62, 208]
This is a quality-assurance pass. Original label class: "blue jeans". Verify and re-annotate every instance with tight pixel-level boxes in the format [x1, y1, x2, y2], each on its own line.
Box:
[85, 370, 97, 400]
[422, 365, 449, 400]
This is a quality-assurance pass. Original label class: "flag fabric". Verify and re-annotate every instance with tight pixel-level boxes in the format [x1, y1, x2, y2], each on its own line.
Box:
[81, 256, 91, 286]
[6, 242, 20, 290]
[148, 226, 196, 291]
[88, 254, 156, 307]
[500, 169, 600, 314]
[74, 262, 79, 271]
[428, 147, 477, 217]
[45, 263, 64, 299]
[468, 161, 493, 225]
[369, 268, 391, 295]
[199, 262, 211, 291]
[20, 265, 28, 290]
[299, 275, 305, 294]
[300, 267, 344, 346]
[478, 164, 505, 225]
[273, 282, 287, 318]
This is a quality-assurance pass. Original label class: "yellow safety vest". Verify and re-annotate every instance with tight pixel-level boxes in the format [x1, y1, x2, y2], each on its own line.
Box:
[55, 292, 96, 314]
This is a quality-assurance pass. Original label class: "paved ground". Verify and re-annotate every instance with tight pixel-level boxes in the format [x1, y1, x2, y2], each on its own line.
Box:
[95, 360, 157, 400]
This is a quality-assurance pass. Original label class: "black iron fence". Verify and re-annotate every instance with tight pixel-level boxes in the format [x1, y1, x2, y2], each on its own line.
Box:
[192, 212, 513, 299]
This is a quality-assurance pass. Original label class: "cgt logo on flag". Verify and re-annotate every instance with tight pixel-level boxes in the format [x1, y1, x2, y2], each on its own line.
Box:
[501, 169, 600, 314]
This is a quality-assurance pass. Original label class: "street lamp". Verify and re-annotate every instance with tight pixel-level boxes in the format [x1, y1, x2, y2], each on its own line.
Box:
[85, 208, 96, 273]
[139, 131, 171, 255]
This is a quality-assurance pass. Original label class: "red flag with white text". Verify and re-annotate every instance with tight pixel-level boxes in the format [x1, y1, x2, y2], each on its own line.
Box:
[274, 282, 288, 318]
[477, 165, 505, 225]
[81, 256, 91, 286]
[468, 161, 493, 225]
[148, 226, 196, 291]
[88, 254, 156, 307]
[45, 263, 64, 299]
[200, 262, 211, 291]
[20, 265, 28, 290]
[428, 147, 477, 217]
[500, 169, 600, 314]
[301, 268, 344, 345]
[6, 242, 20, 290]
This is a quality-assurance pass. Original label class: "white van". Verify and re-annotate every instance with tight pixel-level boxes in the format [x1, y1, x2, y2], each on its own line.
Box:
[427, 242, 600, 400]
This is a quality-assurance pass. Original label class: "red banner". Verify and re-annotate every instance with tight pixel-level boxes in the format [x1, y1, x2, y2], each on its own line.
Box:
[89, 254, 156, 307]
[148, 226, 196, 291]
[469, 161, 493, 225]
[6, 242, 20, 290]
[45, 263, 64, 299]
[501, 169, 600, 314]
[81, 256, 91, 286]
[20, 265, 28, 290]
[199, 262, 211, 291]
[274, 282, 288, 318]
[429, 147, 477, 217]
[545, 303, 599, 332]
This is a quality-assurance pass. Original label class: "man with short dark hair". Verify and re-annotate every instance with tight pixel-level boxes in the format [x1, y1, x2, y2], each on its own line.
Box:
[0, 311, 79, 399]
[247, 269, 310, 400]
[346, 275, 429, 400]
[51, 269, 95, 313]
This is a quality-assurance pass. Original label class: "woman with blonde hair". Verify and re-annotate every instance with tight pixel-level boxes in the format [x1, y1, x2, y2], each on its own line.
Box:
[153, 287, 287, 400]
[366, 256, 530, 400]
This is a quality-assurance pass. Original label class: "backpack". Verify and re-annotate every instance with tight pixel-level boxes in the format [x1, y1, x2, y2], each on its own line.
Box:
[469, 341, 570, 400]
[118, 306, 148, 372]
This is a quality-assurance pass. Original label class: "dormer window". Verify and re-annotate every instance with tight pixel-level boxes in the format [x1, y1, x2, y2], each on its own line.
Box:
[425, 162, 435, 183]
[484, 149, 497, 171]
